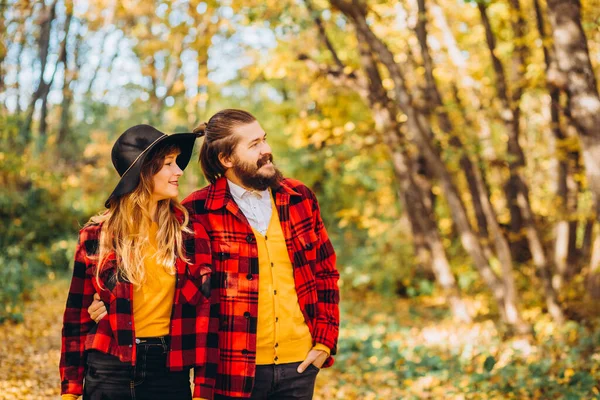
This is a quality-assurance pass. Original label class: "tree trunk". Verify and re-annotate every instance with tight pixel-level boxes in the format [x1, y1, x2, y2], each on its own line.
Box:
[449, 78, 527, 330]
[589, 233, 600, 298]
[357, 30, 472, 323]
[20, 0, 59, 143]
[581, 218, 594, 264]
[533, 0, 580, 289]
[38, 3, 72, 149]
[546, 0, 600, 296]
[478, 2, 530, 261]
[415, 0, 490, 244]
[304, 0, 345, 70]
[58, 3, 78, 147]
[479, 1, 565, 323]
[330, 0, 526, 327]
[303, 0, 471, 322]
[389, 138, 471, 323]
[0, 0, 7, 97]
[546, 0, 600, 215]
[14, 23, 27, 113]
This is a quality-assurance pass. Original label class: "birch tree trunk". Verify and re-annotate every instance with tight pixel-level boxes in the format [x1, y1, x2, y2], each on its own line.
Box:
[479, 1, 565, 323]
[545, 0, 600, 297]
[20, 0, 59, 143]
[329, 0, 529, 329]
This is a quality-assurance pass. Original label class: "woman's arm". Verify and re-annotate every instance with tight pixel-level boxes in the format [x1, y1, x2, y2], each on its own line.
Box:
[59, 229, 96, 397]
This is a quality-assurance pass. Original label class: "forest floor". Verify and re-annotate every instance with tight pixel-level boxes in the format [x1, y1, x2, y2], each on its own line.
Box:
[1, 279, 599, 399]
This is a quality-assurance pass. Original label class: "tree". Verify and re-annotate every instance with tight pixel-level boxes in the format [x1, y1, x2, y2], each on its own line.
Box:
[545, 0, 600, 298]
[20, 0, 59, 144]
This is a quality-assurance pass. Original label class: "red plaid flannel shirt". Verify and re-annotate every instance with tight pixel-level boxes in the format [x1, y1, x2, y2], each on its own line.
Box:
[59, 217, 219, 399]
[182, 177, 340, 398]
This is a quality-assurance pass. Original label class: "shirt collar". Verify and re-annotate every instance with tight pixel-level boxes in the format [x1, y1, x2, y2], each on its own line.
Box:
[227, 179, 268, 201]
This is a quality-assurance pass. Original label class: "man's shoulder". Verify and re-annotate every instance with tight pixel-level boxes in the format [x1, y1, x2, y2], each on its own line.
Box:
[182, 185, 211, 216]
[281, 178, 316, 200]
[182, 186, 211, 205]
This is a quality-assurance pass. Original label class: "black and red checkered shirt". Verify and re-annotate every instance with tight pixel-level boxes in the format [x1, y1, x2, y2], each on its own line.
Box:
[59, 217, 218, 398]
[182, 177, 340, 398]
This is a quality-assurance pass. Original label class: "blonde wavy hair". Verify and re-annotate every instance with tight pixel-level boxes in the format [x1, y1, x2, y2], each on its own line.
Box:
[87, 143, 190, 287]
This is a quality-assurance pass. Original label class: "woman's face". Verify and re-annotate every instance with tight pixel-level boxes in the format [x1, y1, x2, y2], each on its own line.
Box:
[151, 151, 183, 202]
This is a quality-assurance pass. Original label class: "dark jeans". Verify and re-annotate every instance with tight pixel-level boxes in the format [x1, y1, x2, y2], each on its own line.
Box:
[215, 362, 319, 400]
[83, 337, 191, 400]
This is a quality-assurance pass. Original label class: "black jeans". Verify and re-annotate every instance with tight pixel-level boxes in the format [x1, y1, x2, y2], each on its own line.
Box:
[83, 337, 191, 400]
[215, 362, 320, 400]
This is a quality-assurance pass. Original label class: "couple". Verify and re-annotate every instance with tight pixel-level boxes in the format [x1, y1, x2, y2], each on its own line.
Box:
[59, 109, 340, 400]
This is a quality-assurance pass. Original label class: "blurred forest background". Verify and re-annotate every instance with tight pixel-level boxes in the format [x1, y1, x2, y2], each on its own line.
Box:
[3, 0, 600, 398]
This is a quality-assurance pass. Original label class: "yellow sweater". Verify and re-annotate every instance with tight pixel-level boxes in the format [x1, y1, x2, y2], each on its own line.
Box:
[253, 195, 329, 365]
[132, 222, 175, 337]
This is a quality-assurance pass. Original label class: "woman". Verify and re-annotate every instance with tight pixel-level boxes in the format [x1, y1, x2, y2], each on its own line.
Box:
[60, 124, 216, 400]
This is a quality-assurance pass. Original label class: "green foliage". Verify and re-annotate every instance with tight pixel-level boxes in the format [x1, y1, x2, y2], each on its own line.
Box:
[0, 128, 85, 322]
[333, 291, 600, 398]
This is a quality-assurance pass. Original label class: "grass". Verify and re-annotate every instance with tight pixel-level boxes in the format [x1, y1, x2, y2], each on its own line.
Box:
[1, 279, 599, 399]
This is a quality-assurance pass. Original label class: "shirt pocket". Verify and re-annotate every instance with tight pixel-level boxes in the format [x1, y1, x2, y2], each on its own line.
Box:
[296, 231, 319, 264]
[212, 241, 240, 297]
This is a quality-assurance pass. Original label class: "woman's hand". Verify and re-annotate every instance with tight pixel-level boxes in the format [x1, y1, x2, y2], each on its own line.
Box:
[88, 293, 107, 323]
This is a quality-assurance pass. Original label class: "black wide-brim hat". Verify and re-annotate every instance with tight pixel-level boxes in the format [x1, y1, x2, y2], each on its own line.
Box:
[105, 124, 200, 208]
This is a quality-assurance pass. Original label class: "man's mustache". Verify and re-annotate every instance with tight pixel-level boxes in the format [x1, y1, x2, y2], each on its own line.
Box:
[257, 154, 273, 168]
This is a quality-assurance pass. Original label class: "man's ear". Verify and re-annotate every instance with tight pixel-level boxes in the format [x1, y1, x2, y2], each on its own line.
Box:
[219, 153, 234, 169]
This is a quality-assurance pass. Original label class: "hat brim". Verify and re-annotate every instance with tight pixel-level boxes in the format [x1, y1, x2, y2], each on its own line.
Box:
[104, 133, 199, 208]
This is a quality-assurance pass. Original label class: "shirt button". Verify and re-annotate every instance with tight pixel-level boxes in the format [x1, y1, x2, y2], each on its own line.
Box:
[135, 338, 140, 344]
[247, 273, 253, 280]
[246, 235, 254, 243]
[275, 343, 279, 348]
[265, 235, 268, 240]
[274, 356, 278, 361]
[271, 262, 274, 267]
[275, 317, 279, 322]
[244, 311, 251, 319]
[129, 345, 133, 348]
[242, 349, 249, 355]
[128, 321, 132, 325]
[274, 290, 277, 295]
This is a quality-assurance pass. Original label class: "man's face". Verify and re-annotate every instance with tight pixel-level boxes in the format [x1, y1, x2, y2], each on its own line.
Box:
[228, 121, 282, 191]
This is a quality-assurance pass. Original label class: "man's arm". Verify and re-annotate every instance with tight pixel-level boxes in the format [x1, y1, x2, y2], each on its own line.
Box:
[179, 215, 213, 305]
[309, 190, 340, 355]
[188, 216, 219, 399]
[297, 189, 340, 373]
[192, 295, 220, 399]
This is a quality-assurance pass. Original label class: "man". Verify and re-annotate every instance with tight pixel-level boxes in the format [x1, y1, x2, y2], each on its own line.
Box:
[88, 109, 339, 399]
[187, 109, 339, 399]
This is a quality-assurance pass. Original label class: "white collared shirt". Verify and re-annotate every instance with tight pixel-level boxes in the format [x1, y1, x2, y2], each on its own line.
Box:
[227, 180, 272, 235]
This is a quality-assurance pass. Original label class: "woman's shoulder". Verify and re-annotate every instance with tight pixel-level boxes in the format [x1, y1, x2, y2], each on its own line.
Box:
[72, 222, 103, 259]
[78, 221, 103, 242]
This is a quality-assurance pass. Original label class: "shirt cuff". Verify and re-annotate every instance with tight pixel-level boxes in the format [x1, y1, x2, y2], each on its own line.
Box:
[313, 343, 330, 356]
[193, 383, 214, 399]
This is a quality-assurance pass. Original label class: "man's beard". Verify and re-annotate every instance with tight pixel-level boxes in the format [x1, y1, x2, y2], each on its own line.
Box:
[232, 153, 283, 191]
